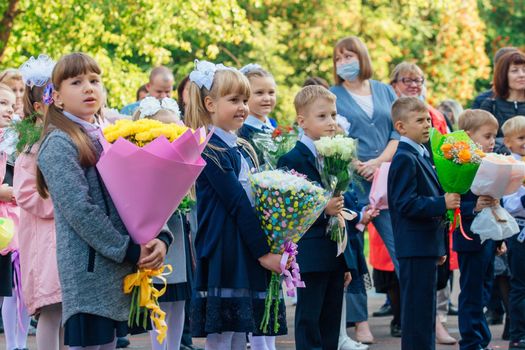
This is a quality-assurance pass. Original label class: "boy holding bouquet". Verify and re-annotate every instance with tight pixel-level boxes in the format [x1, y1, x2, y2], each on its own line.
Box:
[277, 85, 357, 350]
[455, 110, 504, 350]
[388, 97, 460, 350]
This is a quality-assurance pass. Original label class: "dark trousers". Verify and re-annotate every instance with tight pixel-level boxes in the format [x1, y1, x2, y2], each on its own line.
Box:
[295, 269, 345, 350]
[508, 235, 525, 341]
[457, 241, 495, 350]
[399, 257, 438, 350]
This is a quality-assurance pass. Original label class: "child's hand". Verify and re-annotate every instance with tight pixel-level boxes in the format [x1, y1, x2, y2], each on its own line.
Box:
[438, 255, 447, 266]
[496, 242, 507, 256]
[474, 195, 498, 212]
[325, 196, 344, 216]
[0, 184, 14, 203]
[444, 193, 461, 210]
[361, 207, 380, 225]
[138, 239, 167, 270]
[258, 253, 283, 274]
[344, 271, 352, 288]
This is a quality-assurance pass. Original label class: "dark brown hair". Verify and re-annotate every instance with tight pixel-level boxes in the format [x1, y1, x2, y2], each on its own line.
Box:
[177, 75, 190, 116]
[493, 50, 525, 99]
[302, 76, 329, 89]
[37, 52, 102, 198]
[333, 36, 373, 85]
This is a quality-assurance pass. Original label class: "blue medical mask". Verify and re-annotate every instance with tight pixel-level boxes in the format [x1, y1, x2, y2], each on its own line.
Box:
[337, 61, 360, 82]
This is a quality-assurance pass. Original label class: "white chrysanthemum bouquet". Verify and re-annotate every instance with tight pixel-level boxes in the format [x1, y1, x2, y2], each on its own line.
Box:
[314, 135, 358, 244]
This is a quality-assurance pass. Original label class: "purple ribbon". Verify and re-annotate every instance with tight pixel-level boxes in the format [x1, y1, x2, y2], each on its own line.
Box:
[42, 82, 54, 105]
[11, 250, 25, 331]
[280, 241, 305, 297]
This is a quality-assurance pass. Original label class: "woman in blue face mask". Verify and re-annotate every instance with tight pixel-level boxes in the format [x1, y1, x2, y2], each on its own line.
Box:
[329, 36, 399, 348]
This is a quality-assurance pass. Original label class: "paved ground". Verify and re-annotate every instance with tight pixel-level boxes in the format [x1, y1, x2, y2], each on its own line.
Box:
[2, 287, 509, 349]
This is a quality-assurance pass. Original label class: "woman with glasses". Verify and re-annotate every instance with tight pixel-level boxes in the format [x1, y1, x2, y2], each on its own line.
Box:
[390, 62, 449, 135]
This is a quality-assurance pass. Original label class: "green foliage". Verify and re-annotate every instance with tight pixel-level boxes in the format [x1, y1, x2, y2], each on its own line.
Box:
[0, 0, 517, 124]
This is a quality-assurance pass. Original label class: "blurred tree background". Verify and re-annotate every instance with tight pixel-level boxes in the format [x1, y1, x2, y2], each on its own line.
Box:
[0, 0, 523, 124]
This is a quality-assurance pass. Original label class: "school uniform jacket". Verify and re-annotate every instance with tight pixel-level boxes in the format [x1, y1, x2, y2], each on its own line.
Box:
[388, 141, 447, 258]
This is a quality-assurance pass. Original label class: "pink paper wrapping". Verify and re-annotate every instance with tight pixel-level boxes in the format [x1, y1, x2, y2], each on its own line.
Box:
[471, 154, 525, 198]
[96, 127, 212, 244]
[369, 162, 391, 210]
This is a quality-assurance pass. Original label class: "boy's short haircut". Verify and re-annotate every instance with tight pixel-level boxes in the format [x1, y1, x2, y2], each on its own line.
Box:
[149, 66, 174, 83]
[391, 97, 428, 123]
[294, 85, 336, 115]
[502, 116, 525, 137]
[457, 109, 498, 132]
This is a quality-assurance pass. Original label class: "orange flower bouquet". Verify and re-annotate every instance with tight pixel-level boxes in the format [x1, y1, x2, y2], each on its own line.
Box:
[430, 128, 485, 240]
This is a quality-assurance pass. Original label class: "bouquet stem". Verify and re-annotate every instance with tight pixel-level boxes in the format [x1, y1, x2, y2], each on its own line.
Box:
[260, 272, 281, 334]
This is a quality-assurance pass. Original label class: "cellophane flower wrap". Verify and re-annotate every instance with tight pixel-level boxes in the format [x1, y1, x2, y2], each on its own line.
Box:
[430, 128, 484, 240]
[98, 119, 212, 343]
[251, 170, 330, 333]
[470, 153, 525, 241]
[251, 125, 298, 169]
[314, 135, 357, 244]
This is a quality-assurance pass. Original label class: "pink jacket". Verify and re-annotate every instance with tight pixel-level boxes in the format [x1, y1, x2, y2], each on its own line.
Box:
[14, 147, 61, 315]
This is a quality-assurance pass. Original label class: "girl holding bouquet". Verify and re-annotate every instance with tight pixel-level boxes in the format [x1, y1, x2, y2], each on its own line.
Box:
[36, 53, 172, 350]
[14, 55, 65, 350]
[185, 60, 286, 350]
[0, 82, 30, 350]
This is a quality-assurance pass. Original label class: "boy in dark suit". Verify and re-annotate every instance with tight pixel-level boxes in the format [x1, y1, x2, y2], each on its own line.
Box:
[278, 85, 356, 350]
[455, 110, 504, 350]
[388, 97, 461, 350]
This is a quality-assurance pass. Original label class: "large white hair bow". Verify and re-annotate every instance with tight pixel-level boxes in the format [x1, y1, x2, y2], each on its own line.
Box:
[139, 96, 181, 119]
[19, 55, 55, 87]
[189, 60, 231, 91]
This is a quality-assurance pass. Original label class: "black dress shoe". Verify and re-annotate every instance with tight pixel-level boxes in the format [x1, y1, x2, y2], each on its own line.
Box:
[373, 304, 393, 317]
[181, 345, 204, 350]
[509, 339, 525, 349]
[116, 336, 130, 348]
[390, 322, 402, 337]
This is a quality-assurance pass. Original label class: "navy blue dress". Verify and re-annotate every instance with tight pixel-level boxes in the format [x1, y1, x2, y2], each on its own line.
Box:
[191, 133, 287, 337]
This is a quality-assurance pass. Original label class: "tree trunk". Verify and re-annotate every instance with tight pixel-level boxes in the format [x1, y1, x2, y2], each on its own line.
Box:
[0, 0, 20, 63]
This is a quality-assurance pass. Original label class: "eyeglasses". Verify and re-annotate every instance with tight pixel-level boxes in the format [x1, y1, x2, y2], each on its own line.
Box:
[400, 77, 425, 86]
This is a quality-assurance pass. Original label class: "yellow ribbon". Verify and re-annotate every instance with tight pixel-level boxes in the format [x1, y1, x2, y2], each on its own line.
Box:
[123, 264, 172, 343]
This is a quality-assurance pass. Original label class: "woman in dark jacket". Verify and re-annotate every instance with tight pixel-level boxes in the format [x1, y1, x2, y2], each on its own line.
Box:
[480, 50, 525, 153]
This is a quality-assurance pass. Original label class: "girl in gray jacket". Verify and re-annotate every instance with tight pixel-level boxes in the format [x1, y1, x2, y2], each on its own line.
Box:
[36, 52, 171, 350]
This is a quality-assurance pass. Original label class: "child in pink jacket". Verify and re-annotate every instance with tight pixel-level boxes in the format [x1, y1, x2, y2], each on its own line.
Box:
[13, 55, 64, 350]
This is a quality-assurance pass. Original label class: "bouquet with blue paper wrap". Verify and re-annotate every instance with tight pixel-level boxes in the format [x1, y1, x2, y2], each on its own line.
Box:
[251, 169, 330, 333]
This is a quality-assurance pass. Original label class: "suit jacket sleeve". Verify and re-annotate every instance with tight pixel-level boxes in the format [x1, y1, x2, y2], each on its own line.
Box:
[389, 153, 447, 219]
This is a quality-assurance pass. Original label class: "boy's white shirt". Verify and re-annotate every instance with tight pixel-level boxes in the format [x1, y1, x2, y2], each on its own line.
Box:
[502, 153, 525, 219]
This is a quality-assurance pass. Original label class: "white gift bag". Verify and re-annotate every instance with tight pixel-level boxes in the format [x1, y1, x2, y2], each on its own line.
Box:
[471, 206, 520, 242]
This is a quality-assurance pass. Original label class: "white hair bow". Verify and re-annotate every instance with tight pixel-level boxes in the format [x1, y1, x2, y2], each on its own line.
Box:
[239, 63, 262, 75]
[19, 55, 55, 88]
[189, 60, 231, 91]
[139, 96, 181, 119]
